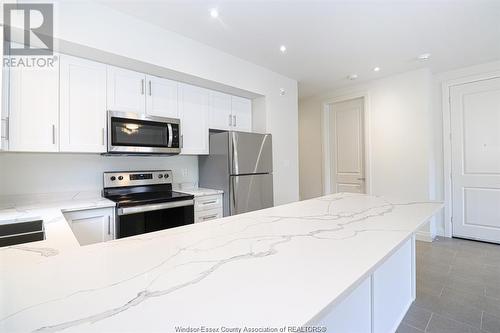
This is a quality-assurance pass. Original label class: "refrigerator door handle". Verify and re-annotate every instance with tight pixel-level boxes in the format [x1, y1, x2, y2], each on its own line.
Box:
[231, 176, 237, 215]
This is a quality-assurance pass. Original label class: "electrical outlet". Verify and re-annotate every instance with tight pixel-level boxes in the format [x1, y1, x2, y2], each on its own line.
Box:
[181, 168, 188, 177]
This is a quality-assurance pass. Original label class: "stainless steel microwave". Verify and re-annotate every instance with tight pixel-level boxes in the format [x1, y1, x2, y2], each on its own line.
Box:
[107, 111, 181, 155]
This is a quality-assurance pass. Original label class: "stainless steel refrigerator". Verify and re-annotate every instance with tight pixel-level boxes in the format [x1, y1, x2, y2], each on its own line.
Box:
[199, 131, 273, 216]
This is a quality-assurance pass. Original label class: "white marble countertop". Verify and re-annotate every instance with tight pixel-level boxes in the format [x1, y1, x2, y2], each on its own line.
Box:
[0, 193, 442, 332]
[175, 187, 224, 197]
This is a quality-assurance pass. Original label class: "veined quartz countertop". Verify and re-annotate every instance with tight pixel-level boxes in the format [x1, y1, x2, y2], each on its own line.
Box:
[0, 193, 442, 332]
[175, 187, 224, 197]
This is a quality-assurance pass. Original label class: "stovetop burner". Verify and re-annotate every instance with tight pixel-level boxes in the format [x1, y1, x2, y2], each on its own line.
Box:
[102, 170, 194, 208]
[105, 190, 193, 208]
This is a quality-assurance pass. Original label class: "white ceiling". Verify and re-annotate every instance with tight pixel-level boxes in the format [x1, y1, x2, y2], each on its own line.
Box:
[101, 0, 500, 99]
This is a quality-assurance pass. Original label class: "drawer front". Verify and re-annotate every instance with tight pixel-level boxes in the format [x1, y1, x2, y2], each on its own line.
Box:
[195, 208, 222, 223]
[195, 194, 222, 212]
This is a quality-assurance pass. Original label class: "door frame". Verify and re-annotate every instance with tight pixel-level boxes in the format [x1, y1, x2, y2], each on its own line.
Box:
[321, 91, 371, 195]
[442, 71, 500, 238]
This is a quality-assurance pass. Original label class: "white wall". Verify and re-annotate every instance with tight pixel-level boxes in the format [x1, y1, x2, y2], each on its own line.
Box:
[299, 69, 435, 199]
[299, 62, 500, 238]
[2, 0, 299, 204]
[299, 69, 439, 240]
[0, 153, 198, 195]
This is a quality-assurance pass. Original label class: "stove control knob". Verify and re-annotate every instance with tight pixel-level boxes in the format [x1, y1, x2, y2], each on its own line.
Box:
[158, 174, 163, 179]
[164, 174, 169, 178]
[118, 176, 124, 181]
[110, 176, 116, 181]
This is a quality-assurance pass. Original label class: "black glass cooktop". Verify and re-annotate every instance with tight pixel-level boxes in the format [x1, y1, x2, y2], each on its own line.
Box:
[104, 185, 193, 208]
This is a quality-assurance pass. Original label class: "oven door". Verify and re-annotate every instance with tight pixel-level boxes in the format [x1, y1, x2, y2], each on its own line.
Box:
[108, 111, 180, 154]
[116, 200, 194, 238]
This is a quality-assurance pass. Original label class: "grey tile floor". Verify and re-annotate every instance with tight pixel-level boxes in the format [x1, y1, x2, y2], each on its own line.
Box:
[397, 236, 500, 333]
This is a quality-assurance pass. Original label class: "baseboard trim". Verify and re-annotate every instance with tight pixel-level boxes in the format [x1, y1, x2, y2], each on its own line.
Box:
[415, 231, 434, 243]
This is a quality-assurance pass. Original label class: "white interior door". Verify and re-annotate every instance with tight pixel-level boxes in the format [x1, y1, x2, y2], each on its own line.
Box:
[329, 98, 365, 193]
[450, 77, 500, 243]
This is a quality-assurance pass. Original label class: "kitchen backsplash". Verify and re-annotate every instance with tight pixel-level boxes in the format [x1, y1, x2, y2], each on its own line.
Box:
[0, 153, 198, 196]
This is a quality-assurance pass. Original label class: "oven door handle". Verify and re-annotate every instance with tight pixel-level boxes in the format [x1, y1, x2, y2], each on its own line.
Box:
[117, 199, 194, 216]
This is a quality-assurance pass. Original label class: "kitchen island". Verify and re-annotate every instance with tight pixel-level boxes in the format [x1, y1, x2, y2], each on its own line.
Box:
[0, 193, 442, 332]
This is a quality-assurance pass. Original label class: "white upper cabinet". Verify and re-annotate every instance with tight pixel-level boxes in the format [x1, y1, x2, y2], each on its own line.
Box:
[231, 96, 252, 132]
[8, 56, 59, 152]
[178, 83, 209, 155]
[145, 75, 178, 118]
[60, 55, 107, 153]
[106, 66, 146, 114]
[209, 91, 232, 131]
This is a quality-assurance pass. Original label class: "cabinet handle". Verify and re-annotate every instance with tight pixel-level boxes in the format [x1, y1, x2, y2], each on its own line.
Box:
[233, 115, 237, 127]
[202, 214, 218, 221]
[102, 128, 105, 145]
[180, 134, 184, 148]
[202, 200, 217, 205]
[228, 114, 232, 127]
[148, 80, 152, 96]
[52, 124, 56, 144]
[107, 216, 111, 235]
[141, 79, 145, 95]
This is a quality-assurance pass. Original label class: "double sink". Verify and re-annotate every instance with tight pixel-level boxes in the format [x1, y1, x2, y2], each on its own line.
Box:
[0, 219, 45, 247]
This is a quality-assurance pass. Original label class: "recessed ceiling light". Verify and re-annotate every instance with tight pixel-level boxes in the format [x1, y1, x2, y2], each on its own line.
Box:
[418, 53, 431, 60]
[279, 45, 287, 53]
[373, 67, 381, 72]
[348, 74, 358, 80]
[210, 8, 219, 18]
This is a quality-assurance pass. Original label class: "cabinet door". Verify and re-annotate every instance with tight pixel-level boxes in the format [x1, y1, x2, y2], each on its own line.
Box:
[60, 55, 107, 153]
[178, 84, 209, 155]
[209, 91, 232, 131]
[231, 96, 252, 132]
[64, 208, 114, 246]
[106, 66, 146, 114]
[145, 75, 178, 118]
[8, 57, 59, 152]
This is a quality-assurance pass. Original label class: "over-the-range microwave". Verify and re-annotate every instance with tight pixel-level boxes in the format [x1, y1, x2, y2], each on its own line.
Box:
[106, 111, 181, 155]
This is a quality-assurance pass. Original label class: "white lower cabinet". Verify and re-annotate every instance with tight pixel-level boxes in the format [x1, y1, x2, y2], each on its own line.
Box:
[195, 208, 223, 223]
[63, 207, 115, 246]
[312, 237, 415, 332]
[194, 194, 223, 223]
